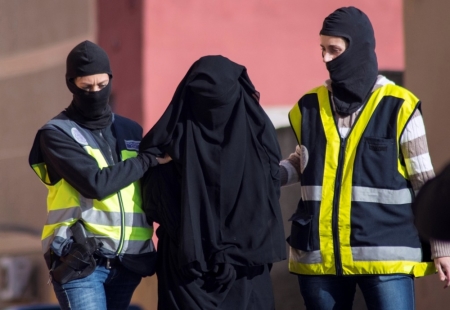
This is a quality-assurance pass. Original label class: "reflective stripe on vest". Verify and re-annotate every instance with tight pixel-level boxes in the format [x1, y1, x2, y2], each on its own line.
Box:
[287, 84, 435, 277]
[30, 114, 153, 256]
[301, 185, 413, 204]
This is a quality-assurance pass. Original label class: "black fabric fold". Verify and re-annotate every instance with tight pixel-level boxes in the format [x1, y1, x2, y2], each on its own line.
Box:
[414, 163, 450, 240]
[141, 55, 286, 271]
[320, 6, 378, 115]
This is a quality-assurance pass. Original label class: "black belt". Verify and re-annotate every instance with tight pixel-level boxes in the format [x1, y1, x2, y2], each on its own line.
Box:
[94, 255, 119, 269]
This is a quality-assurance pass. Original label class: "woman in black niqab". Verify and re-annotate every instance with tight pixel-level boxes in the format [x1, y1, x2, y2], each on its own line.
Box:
[141, 55, 285, 309]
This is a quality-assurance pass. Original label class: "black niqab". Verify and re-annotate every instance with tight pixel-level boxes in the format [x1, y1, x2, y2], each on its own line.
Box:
[141, 55, 286, 270]
[320, 6, 378, 115]
[65, 40, 113, 129]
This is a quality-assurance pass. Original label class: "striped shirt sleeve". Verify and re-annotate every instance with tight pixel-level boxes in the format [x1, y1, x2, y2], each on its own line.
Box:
[430, 239, 450, 259]
[399, 109, 435, 194]
[399, 110, 450, 258]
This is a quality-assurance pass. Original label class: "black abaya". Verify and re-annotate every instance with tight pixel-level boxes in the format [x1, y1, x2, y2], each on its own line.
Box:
[141, 55, 285, 309]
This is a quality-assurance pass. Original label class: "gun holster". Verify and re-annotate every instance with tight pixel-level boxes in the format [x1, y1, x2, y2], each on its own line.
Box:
[50, 225, 98, 285]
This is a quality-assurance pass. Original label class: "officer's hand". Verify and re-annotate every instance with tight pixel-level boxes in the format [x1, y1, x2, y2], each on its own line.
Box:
[156, 153, 172, 165]
[434, 257, 450, 288]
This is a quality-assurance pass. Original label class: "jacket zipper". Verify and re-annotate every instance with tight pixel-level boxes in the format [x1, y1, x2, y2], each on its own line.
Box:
[332, 138, 346, 276]
[116, 191, 126, 255]
[327, 90, 370, 276]
[99, 131, 125, 256]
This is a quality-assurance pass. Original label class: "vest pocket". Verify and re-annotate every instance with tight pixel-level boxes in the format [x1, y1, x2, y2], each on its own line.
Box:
[355, 137, 395, 188]
[288, 201, 313, 252]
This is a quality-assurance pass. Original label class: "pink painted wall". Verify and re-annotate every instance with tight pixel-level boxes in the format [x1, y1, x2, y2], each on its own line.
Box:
[142, 0, 403, 130]
[98, 0, 144, 124]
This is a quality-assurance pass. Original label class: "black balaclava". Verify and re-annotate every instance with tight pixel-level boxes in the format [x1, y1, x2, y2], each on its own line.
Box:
[320, 6, 378, 115]
[65, 40, 113, 129]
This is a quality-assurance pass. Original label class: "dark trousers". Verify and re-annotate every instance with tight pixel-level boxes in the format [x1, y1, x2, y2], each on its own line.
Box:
[298, 274, 415, 310]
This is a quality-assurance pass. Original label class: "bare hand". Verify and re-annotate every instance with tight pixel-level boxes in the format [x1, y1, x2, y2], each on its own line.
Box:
[434, 257, 450, 288]
[156, 153, 172, 165]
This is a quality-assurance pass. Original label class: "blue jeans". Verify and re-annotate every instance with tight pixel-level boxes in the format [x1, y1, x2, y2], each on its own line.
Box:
[298, 274, 415, 310]
[52, 264, 142, 310]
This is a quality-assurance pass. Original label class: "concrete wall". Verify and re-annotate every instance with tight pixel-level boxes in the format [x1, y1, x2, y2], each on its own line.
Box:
[404, 0, 450, 309]
[0, 0, 96, 236]
[0, 0, 96, 306]
[404, 0, 450, 172]
[0, 1, 157, 308]
[97, 0, 144, 125]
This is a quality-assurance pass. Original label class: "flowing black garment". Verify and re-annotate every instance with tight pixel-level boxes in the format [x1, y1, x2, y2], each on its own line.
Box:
[146, 163, 275, 309]
[156, 225, 275, 310]
[141, 55, 286, 272]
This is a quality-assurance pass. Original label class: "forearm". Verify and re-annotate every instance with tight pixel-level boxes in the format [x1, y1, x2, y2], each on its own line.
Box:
[40, 129, 147, 200]
[280, 160, 300, 186]
[72, 158, 147, 199]
[431, 239, 450, 259]
[280, 143, 304, 186]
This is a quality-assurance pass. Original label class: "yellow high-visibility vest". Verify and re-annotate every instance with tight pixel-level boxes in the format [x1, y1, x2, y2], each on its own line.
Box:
[287, 84, 434, 277]
[29, 113, 153, 258]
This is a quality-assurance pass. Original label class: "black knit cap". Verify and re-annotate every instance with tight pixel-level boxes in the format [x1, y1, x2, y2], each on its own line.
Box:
[66, 40, 112, 79]
[320, 6, 375, 49]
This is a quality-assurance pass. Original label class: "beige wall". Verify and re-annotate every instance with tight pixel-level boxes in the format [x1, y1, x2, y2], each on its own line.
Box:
[404, 0, 450, 309]
[0, 0, 96, 236]
[0, 1, 158, 308]
[404, 0, 450, 173]
[0, 0, 95, 306]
